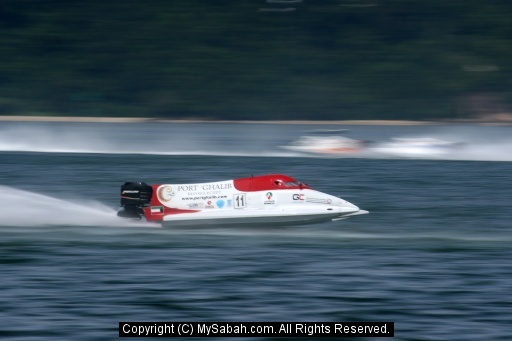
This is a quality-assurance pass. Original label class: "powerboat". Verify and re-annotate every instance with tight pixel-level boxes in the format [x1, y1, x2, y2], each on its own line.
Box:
[371, 137, 465, 158]
[280, 130, 368, 156]
[117, 174, 368, 226]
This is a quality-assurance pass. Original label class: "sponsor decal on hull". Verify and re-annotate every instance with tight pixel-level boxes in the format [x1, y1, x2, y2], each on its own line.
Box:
[264, 192, 276, 205]
[306, 197, 332, 204]
[176, 182, 233, 197]
[187, 202, 205, 209]
[157, 186, 175, 202]
[151, 206, 164, 214]
[233, 194, 247, 209]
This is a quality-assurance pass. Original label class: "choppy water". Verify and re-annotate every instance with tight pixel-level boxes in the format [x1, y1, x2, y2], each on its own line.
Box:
[1, 121, 511, 340]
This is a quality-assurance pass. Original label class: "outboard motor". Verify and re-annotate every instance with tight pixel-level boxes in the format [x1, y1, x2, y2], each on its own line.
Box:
[117, 182, 153, 219]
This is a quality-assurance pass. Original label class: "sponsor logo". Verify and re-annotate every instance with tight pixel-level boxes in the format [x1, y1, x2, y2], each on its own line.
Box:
[202, 182, 232, 191]
[157, 186, 175, 202]
[180, 182, 233, 195]
[216, 200, 225, 208]
[122, 190, 139, 194]
[205, 200, 215, 209]
[181, 195, 228, 201]
[264, 192, 276, 205]
[177, 184, 198, 192]
[227, 199, 233, 207]
[187, 202, 204, 209]
[306, 197, 332, 204]
[293, 194, 305, 200]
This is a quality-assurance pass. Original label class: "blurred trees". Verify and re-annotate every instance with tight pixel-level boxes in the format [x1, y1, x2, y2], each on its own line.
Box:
[0, 0, 511, 120]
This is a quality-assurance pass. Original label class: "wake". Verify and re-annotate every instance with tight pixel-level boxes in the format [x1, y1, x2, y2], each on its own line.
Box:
[0, 186, 148, 227]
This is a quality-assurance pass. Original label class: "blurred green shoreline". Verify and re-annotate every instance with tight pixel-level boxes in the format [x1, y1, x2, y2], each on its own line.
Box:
[2, 2, 512, 121]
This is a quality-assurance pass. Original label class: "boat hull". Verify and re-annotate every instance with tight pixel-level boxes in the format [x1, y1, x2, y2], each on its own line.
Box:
[162, 206, 366, 227]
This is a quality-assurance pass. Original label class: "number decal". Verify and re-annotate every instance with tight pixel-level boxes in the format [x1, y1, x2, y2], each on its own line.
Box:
[234, 194, 247, 209]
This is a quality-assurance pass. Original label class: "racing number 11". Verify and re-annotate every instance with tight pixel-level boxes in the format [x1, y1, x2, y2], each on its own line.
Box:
[234, 194, 247, 209]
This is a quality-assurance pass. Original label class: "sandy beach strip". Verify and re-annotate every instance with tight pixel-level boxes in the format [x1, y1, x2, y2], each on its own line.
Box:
[2, 115, 512, 125]
[0, 115, 442, 125]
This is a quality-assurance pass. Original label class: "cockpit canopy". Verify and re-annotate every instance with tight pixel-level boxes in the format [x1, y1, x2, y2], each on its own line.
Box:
[234, 174, 310, 192]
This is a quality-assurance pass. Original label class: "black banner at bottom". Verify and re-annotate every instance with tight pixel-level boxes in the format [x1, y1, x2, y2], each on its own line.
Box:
[119, 322, 394, 337]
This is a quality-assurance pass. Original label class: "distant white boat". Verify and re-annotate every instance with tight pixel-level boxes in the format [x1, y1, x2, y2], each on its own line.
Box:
[280, 130, 368, 156]
[371, 137, 465, 158]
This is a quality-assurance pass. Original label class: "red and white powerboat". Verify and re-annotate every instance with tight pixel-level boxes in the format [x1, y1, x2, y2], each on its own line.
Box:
[117, 174, 368, 226]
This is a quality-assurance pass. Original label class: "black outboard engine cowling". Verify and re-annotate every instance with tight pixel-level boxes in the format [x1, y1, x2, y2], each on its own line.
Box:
[117, 182, 153, 219]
